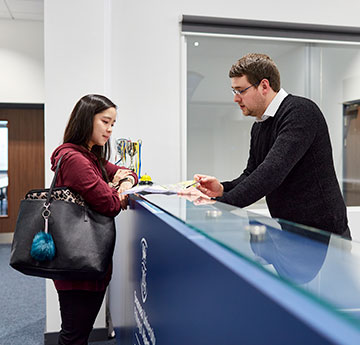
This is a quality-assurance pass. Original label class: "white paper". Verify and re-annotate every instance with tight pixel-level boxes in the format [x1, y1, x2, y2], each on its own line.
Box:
[121, 181, 195, 195]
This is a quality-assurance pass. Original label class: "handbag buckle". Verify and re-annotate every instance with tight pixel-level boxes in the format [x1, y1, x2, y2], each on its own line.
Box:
[42, 203, 51, 234]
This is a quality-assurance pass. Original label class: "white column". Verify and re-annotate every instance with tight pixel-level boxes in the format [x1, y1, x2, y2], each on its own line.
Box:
[44, 0, 111, 334]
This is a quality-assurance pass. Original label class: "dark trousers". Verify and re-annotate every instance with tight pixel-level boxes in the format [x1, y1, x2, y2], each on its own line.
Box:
[57, 289, 106, 345]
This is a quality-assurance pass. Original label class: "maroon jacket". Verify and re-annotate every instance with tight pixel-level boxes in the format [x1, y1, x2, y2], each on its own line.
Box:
[50, 143, 137, 291]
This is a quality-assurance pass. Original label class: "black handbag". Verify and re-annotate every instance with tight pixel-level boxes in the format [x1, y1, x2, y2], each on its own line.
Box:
[10, 155, 116, 280]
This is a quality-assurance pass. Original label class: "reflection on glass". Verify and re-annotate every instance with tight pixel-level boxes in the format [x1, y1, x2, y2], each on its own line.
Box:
[250, 221, 330, 285]
[0, 120, 8, 216]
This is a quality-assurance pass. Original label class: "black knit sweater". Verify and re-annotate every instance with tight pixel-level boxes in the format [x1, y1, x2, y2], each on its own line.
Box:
[217, 95, 348, 236]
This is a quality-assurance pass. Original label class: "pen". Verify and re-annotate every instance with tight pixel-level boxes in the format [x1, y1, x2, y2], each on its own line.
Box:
[186, 181, 199, 189]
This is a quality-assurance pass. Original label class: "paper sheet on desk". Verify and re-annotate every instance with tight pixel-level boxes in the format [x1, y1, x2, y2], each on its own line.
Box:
[121, 181, 194, 195]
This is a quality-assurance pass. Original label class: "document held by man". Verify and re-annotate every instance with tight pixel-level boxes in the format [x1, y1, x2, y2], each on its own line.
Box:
[121, 181, 196, 195]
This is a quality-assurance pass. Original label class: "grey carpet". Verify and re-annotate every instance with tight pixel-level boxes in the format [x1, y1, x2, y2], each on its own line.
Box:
[0, 244, 45, 345]
[0, 244, 116, 345]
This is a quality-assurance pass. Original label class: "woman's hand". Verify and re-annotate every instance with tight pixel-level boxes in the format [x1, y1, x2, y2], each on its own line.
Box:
[117, 180, 134, 210]
[112, 169, 133, 185]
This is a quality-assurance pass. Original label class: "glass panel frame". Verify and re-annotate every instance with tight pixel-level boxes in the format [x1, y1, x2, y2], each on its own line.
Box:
[0, 120, 8, 217]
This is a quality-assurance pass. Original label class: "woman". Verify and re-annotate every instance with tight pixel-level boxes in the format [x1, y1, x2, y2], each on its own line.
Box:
[50, 94, 137, 345]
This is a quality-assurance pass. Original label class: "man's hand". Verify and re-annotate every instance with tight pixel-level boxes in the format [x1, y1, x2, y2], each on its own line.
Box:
[193, 174, 224, 198]
[178, 186, 211, 200]
[193, 196, 216, 206]
[177, 187, 216, 206]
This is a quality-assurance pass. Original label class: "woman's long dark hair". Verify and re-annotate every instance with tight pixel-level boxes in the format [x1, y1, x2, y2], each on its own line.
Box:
[63, 94, 117, 182]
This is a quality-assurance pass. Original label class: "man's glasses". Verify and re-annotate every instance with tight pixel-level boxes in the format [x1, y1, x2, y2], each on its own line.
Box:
[231, 82, 259, 96]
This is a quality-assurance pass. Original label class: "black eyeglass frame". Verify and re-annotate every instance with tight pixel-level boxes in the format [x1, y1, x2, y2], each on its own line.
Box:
[231, 81, 260, 96]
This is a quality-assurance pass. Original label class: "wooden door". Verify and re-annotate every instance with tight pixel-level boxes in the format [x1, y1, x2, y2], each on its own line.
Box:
[0, 106, 44, 233]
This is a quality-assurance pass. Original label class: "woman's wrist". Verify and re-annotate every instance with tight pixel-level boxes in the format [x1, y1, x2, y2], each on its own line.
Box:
[120, 176, 135, 187]
[109, 176, 135, 190]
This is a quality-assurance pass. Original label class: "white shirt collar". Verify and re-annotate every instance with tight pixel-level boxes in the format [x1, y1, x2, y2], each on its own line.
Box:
[256, 88, 288, 122]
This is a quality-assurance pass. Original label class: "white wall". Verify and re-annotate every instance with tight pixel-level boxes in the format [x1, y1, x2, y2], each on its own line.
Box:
[44, 0, 110, 180]
[0, 19, 44, 103]
[109, 0, 360, 184]
[44, 0, 111, 333]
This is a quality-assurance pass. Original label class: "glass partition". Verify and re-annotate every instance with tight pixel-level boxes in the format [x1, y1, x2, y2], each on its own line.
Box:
[185, 34, 360, 210]
[0, 121, 8, 216]
[139, 193, 360, 328]
[186, 36, 308, 185]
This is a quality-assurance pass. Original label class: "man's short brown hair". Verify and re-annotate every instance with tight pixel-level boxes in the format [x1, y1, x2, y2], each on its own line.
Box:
[229, 53, 281, 92]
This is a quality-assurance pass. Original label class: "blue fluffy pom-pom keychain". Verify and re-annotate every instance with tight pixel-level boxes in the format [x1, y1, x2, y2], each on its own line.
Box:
[31, 231, 55, 261]
[30, 203, 55, 261]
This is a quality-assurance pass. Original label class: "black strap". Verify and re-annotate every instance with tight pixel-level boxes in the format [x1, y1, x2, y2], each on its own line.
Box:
[45, 155, 65, 206]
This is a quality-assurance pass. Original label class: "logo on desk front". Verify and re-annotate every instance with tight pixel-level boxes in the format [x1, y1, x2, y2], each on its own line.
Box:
[134, 237, 156, 344]
[141, 238, 148, 303]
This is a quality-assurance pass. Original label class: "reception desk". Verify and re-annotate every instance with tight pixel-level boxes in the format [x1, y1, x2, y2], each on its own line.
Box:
[109, 194, 360, 345]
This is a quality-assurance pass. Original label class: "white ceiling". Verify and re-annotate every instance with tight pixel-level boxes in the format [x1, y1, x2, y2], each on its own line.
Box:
[0, 0, 43, 21]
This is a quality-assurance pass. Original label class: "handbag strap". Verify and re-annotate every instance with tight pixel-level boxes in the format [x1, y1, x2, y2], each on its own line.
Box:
[45, 154, 66, 206]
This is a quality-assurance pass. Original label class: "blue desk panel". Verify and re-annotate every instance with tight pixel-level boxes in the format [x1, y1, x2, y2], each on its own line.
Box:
[110, 195, 360, 345]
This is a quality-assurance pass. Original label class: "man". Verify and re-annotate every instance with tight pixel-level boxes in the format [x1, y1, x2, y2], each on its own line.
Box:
[191, 53, 350, 238]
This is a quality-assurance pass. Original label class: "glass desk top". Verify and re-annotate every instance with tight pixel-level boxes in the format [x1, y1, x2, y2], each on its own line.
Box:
[137, 193, 360, 329]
